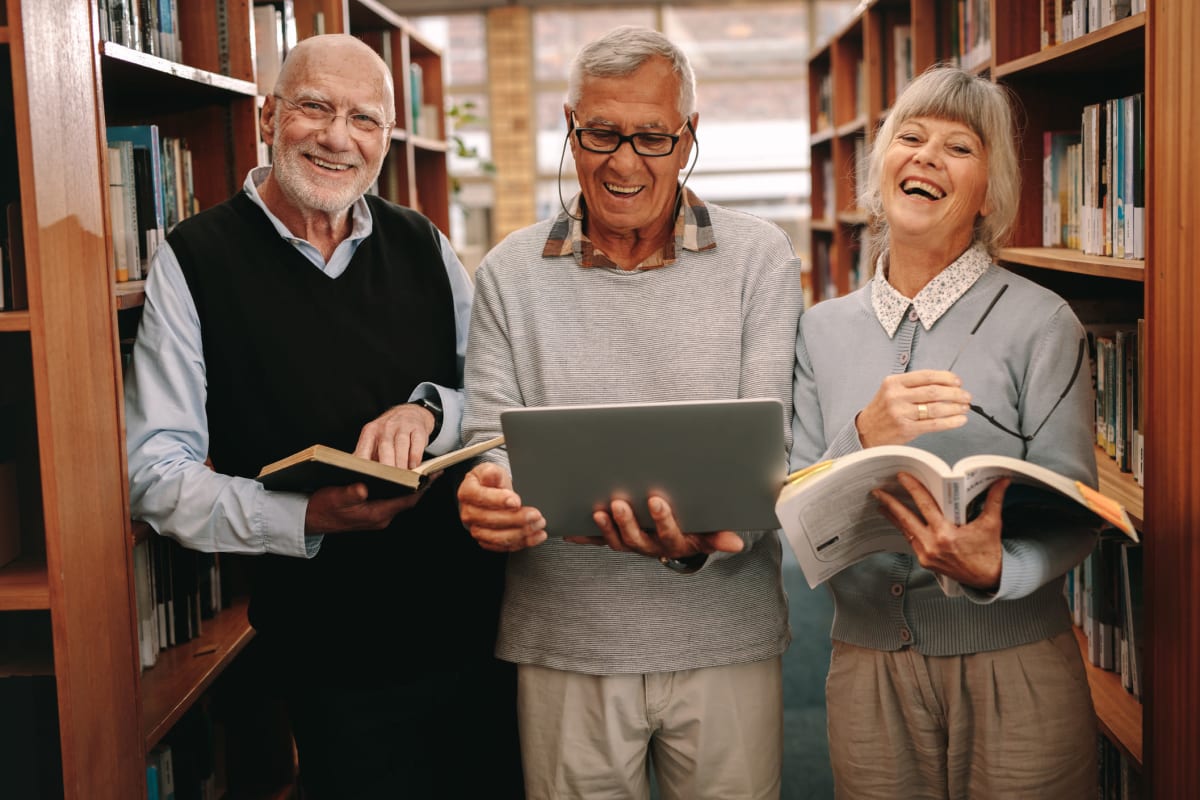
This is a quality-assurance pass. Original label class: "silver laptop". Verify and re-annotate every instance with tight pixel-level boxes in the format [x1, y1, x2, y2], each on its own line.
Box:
[500, 398, 786, 537]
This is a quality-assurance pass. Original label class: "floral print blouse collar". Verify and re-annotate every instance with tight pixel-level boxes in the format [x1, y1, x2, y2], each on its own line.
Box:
[870, 242, 992, 337]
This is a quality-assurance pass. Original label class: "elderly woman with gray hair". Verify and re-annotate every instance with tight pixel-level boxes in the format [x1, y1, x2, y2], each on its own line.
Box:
[791, 65, 1099, 798]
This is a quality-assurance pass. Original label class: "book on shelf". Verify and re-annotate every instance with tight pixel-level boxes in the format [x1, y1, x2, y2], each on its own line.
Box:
[106, 142, 141, 282]
[777, 445, 1137, 595]
[253, 4, 285, 96]
[132, 537, 158, 668]
[1119, 540, 1143, 699]
[1042, 130, 1080, 248]
[892, 24, 913, 100]
[107, 125, 166, 277]
[256, 435, 506, 497]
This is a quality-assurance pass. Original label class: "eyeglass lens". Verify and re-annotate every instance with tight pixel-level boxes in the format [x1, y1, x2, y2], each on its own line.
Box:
[277, 96, 386, 134]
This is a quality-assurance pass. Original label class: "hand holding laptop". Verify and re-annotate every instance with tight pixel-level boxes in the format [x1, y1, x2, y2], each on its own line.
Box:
[575, 496, 745, 559]
[458, 399, 786, 558]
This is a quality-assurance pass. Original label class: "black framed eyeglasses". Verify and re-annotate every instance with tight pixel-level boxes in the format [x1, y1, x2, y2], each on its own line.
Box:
[570, 112, 689, 157]
[274, 95, 392, 135]
[945, 283, 1086, 442]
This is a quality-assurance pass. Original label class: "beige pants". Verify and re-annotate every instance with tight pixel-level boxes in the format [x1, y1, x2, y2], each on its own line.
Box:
[826, 632, 1097, 799]
[517, 657, 783, 800]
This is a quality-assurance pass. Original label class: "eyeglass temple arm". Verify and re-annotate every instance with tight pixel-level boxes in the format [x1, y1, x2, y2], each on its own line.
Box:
[1027, 337, 1088, 441]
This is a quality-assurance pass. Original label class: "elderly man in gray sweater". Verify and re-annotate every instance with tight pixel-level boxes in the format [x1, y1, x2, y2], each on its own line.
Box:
[456, 25, 802, 800]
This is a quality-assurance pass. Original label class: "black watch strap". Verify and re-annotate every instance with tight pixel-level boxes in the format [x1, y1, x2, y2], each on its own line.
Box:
[659, 553, 709, 575]
[414, 396, 444, 440]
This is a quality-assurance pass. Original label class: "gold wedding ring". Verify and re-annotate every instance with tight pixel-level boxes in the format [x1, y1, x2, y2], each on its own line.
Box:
[917, 403, 929, 421]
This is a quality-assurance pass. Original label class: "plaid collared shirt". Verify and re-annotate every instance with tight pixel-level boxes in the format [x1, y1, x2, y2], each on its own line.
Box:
[541, 188, 717, 270]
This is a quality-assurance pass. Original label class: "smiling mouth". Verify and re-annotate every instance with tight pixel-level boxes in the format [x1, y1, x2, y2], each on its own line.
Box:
[604, 182, 643, 196]
[308, 155, 353, 172]
[901, 179, 944, 200]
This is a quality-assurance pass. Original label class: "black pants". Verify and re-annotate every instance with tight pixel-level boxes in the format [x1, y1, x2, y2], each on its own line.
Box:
[286, 657, 524, 800]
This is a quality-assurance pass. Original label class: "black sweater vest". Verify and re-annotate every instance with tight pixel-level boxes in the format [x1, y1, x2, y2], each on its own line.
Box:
[168, 193, 503, 675]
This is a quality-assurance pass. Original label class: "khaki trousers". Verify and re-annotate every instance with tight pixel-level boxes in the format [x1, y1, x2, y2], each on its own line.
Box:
[517, 657, 783, 800]
[826, 632, 1097, 799]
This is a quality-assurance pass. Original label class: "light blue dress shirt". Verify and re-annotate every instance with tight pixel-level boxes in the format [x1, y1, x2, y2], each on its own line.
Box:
[125, 167, 473, 558]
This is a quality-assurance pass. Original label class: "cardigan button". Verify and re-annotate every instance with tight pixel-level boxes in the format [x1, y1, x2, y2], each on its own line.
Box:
[890, 583, 904, 597]
[899, 627, 912, 643]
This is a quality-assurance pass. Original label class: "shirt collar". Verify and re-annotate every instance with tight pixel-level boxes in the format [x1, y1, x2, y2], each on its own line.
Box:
[870, 242, 992, 337]
[541, 187, 716, 270]
[243, 165, 374, 245]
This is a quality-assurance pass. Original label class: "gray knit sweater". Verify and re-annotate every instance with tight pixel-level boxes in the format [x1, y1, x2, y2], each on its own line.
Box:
[463, 202, 803, 674]
[791, 257, 1098, 656]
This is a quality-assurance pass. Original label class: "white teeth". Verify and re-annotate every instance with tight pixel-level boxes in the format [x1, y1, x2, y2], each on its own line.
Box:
[311, 156, 350, 171]
[901, 179, 944, 199]
[605, 183, 641, 195]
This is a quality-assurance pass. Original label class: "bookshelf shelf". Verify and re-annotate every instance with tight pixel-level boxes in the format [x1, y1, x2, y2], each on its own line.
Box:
[100, 42, 258, 103]
[411, 135, 450, 153]
[141, 599, 254, 752]
[811, 218, 834, 233]
[835, 116, 868, 138]
[0, 556, 50, 610]
[1096, 445, 1144, 527]
[349, 0, 406, 29]
[811, 127, 834, 145]
[998, 248, 1145, 282]
[115, 280, 146, 311]
[994, 14, 1145, 79]
[837, 210, 868, 226]
[1073, 625, 1143, 767]
[0, 310, 31, 331]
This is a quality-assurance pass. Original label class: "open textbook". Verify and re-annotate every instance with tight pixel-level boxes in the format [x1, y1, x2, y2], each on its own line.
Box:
[776, 445, 1137, 596]
[256, 435, 505, 498]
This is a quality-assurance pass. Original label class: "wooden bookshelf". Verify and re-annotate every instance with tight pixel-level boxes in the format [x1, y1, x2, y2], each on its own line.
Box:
[0, 310, 31, 331]
[810, 1, 1200, 793]
[0, 556, 49, 610]
[0, 0, 450, 796]
[293, 0, 453, 233]
[1074, 625, 1142, 767]
[141, 599, 254, 752]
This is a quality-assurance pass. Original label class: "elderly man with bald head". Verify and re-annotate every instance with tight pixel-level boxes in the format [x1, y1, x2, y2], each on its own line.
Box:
[125, 34, 521, 798]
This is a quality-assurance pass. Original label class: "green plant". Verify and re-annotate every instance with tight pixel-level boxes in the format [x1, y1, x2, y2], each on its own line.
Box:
[445, 100, 495, 196]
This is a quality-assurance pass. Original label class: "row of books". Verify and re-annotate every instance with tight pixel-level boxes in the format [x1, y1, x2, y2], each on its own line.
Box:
[813, 71, 833, 132]
[146, 700, 222, 800]
[132, 534, 224, 671]
[947, 0, 992, 71]
[1069, 534, 1144, 701]
[1097, 734, 1143, 799]
[99, 0, 183, 63]
[1042, 93, 1145, 260]
[253, 1, 299, 96]
[106, 126, 198, 283]
[1091, 321, 1145, 482]
[1041, 0, 1143, 50]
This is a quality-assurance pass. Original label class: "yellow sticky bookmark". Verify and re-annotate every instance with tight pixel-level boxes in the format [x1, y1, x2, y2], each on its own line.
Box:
[1075, 481, 1138, 541]
[786, 460, 834, 486]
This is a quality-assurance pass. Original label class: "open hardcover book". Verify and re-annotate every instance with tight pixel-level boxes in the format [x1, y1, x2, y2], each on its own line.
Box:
[776, 445, 1137, 596]
[256, 435, 505, 498]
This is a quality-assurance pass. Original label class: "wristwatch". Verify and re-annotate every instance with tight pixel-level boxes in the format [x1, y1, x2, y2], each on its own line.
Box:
[413, 396, 444, 440]
[659, 553, 709, 575]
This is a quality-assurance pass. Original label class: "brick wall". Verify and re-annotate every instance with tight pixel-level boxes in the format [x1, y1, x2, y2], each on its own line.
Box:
[486, 7, 538, 240]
